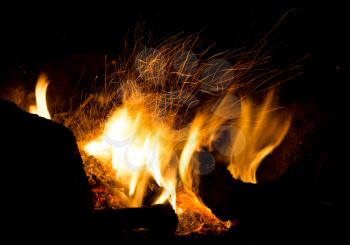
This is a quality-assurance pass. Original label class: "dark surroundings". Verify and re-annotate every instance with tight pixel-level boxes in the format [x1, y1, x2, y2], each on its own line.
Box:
[0, 0, 348, 242]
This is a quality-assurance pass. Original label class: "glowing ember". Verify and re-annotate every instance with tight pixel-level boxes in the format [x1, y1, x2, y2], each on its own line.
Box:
[176, 190, 233, 235]
[27, 37, 292, 235]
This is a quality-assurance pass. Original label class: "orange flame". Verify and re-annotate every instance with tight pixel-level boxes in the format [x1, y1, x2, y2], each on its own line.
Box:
[84, 94, 178, 208]
[192, 90, 292, 184]
[227, 91, 291, 183]
[83, 87, 291, 209]
[29, 74, 51, 119]
[29, 37, 293, 235]
[80, 39, 292, 234]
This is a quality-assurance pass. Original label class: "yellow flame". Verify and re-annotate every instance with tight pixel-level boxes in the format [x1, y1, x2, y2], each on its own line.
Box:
[179, 115, 205, 191]
[227, 91, 291, 183]
[84, 89, 291, 213]
[85, 96, 178, 208]
[29, 74, 51, 119]
[57, 37, 292, 234]
[198, 91, 292, 183]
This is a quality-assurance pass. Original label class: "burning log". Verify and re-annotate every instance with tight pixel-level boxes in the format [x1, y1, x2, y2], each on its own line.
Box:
[89, 203, 178, 239]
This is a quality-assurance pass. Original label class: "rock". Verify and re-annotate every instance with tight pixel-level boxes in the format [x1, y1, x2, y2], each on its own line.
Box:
[0, 99, 93, 236]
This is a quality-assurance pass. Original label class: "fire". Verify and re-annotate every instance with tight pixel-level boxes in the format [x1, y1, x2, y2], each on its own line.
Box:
[176, 191, 233, 235]
[29, 73, 51, 119]
[226, 91, 291, 183]
[26, 37, 292, 235]
[85, 101, 177, 208]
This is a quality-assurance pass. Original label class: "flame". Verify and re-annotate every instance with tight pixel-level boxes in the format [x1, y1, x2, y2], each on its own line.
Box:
[191, 90, 292, 184]
[178, 115, 205, 192]
[85, 94, 178, 208]
[227, 91, 291, 183]
[29, 74, 51, 119]
[29, 37, 293, 235]
[83, 87, 291, 233]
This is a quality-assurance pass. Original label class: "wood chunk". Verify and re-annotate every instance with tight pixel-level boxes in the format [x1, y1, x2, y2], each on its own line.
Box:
[89, 204, 178, 239]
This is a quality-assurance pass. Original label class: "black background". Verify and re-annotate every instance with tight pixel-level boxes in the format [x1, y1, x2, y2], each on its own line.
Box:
[1, 1, 348, 109]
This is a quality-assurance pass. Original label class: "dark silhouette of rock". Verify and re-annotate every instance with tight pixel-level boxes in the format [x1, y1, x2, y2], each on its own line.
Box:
[0, 99, 93, 237]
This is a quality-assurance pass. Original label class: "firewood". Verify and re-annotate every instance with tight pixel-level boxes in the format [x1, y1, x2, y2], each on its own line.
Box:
[88, 203, 178, 239]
